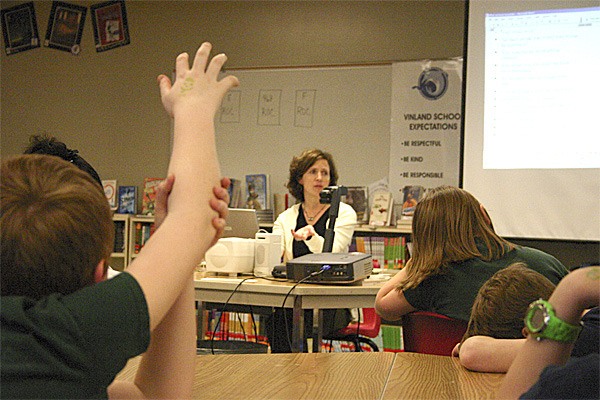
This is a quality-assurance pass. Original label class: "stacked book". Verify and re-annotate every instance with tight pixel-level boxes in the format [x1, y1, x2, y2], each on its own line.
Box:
[203, 310, 268, 344]
[133, 221, 156, 254]
[351, 235, 407, 269]
[228, 178, 245, 208]
[255, 209, 274, 224]
[381, 325, 403, 352]
[113, 220, 126, 253]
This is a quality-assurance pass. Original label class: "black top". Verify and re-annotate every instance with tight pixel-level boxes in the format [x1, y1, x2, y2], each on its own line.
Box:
[520, 353, 599, 399]
[292, 204, 328, 258]
[1, 273, 150, 399]
[571, 307, 599, 357]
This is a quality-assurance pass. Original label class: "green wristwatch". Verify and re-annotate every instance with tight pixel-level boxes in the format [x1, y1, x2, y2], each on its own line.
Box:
[525, 299, 582, 343]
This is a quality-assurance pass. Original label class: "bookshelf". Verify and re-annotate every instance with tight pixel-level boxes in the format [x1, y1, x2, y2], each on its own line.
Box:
[352, 224, 412, 270]
[128, 215, 156, 265]
[259, 223, 411, 236]
[258, 222, 412, 270]
[110, 213, 130, 271]
[354, 224, 410, 351]
[202, 309, 269, 345]
[354, 224, 411, 236]
[110, 214, 157, 269]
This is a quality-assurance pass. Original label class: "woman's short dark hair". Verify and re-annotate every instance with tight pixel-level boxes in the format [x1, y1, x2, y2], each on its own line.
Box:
[286, 148, 338, 202]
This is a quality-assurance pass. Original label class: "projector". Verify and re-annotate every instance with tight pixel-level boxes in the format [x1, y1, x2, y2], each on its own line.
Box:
[286, 252, 373, 284]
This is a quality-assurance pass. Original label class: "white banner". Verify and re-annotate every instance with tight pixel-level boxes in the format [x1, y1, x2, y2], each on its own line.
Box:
[388, 59, 463, 197]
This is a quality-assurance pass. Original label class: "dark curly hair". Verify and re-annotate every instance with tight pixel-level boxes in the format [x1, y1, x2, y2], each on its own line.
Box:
[286, 149, 338, 202]
[23, 134, 102, 188]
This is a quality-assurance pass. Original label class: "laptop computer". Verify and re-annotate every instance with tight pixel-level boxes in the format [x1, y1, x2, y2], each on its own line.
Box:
[222, 208, 260, 239]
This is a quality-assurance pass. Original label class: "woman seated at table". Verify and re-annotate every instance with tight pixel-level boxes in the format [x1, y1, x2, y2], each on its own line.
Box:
[268, 148, 357, 352]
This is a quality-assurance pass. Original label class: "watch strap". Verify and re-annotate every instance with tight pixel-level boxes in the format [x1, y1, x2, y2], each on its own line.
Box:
[529, 299, 582, 343]
[536, 314, 582, 343]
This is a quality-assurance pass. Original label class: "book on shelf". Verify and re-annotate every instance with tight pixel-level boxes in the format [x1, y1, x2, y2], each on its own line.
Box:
[113, 219, 126, 253]
[141, 177, 164, 215]
[102, 180, 117, 210]
[344, 186, 368, 223]
[399, 185, 426, 220]
[368, 190, 393, 226]
[351, 235, 408, 269]
[134, 222, 142, 254]
[353, 236, 368, 254]
[245, 173, 270, 211]
[381, 324, 403, 352]
[204, 310, 267, 343]
[134, 220, 156, 254]
[228, 178, 245, 208]
[383, 236, 406, 269]
[117, 186, 137, 214]
[370, 236, 385, 268]
[141, 224, 151, 246]
[273, 193, 288, 217]
[255, 209, 274, 224]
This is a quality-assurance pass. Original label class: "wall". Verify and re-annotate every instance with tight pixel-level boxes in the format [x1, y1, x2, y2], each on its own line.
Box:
[1, 1, 465, 187]
[2, 1, 595, 265]
[215, 65, 392, 199]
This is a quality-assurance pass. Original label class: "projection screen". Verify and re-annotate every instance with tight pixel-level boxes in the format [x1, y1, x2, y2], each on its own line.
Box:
[462, 0, 600, 240]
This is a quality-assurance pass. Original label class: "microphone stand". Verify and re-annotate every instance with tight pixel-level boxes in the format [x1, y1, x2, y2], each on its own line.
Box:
[320, 186, 347, 253]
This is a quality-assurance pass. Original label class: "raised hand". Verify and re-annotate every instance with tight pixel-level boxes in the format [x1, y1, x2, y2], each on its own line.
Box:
[157, 42, 239, 119]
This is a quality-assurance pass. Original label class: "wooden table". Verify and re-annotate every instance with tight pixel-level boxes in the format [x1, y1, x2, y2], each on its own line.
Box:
[383, 352, 504, 399]
[117, 351, 504, 399]
[195, 275, 383, 352]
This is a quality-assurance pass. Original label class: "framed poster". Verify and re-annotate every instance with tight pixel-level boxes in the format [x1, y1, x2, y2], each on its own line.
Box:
[90, 0, 129, 52]
[1, 2, 40, 55]
[44, 1, 86, 55]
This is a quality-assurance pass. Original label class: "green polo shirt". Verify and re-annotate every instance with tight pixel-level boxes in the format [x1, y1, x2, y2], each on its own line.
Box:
[1, 272, 150, 399]
[403, 246, 568, 321]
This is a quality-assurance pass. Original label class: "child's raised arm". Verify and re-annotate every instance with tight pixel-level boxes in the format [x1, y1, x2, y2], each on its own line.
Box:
[126, 42, 238, 330]
[108, 42, 237, 400]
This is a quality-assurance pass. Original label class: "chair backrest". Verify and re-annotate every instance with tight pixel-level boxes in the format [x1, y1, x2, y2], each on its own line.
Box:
[337, 308, 381, 338]
[401, 311, 468, 356]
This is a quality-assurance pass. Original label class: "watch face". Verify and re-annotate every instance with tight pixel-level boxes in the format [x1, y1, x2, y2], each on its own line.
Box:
[529, 303, 549, 333]
[526, 299, 582, 342]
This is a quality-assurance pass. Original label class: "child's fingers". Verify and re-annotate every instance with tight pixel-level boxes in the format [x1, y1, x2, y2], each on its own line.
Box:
[157, 75, 172, 96]
[175, 52, 190, 80]
[220, 176, 231, 190]
[205, 52, 226, 77]
[210, 197, 229, 220]
[211, 187, 228, 205]
[219, 74, 240, 90]
[211, 217, 227, 245]
[192, 42, 212, 73]
[159, 174, 175, 194]
[213, 186, 230, 204]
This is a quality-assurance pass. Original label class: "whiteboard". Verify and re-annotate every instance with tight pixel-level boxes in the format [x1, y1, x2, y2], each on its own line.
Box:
[214, 65, 393, 204]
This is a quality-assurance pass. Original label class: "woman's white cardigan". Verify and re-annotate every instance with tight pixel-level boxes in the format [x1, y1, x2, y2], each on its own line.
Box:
[272, 202, 357, 262]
